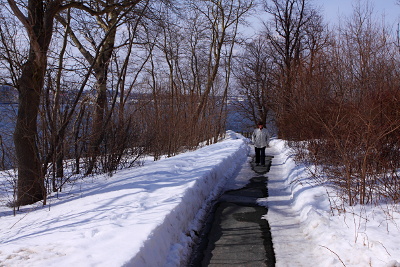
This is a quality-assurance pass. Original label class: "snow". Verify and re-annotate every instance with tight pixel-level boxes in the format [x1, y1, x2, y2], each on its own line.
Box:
[0, 131, 399, 267]
[264, 139, 400, 267]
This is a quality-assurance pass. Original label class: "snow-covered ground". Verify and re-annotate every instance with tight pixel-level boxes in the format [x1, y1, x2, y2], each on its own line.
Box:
[264, 139, 400, 267]
[0, 131, 399, 266]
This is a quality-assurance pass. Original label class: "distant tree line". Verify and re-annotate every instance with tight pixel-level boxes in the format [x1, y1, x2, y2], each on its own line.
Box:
[0, 0, 254, 206]
[234, 0, 400, 206]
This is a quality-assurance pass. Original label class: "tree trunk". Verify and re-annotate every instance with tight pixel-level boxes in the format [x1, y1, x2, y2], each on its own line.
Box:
[84, 14, 118, 175]
[86, 81, 107, 175]
[14, 58, 46, 206]
[8, 0, 57, 205]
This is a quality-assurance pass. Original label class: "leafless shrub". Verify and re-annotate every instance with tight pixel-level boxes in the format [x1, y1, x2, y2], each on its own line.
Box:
[276, 1, 400, 206]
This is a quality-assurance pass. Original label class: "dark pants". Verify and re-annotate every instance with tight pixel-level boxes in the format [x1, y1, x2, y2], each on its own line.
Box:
[255, 147, 266, 165]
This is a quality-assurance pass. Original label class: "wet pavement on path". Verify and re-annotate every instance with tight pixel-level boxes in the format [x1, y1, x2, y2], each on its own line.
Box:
[189, 156, 275, 267]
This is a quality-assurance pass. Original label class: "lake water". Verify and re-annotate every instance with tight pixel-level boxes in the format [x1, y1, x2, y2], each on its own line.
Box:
[0, 104, 17, 169]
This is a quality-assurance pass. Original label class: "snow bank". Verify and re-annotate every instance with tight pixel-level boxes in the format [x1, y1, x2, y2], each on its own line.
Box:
[264, 139, 400, 267]
[0, 131, 249, 267]
[126, 133, 249, 266]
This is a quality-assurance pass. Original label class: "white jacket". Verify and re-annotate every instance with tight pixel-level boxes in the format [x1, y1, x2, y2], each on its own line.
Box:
[252, 128, 270, 148]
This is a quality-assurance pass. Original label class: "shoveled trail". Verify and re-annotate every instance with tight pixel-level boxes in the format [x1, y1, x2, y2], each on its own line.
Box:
[190, 156, 275, 267]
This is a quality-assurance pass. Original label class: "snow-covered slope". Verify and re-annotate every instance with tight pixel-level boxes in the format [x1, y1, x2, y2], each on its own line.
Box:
[0, 131, 249, 267]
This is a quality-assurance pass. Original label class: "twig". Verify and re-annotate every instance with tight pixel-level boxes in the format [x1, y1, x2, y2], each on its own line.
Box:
[319, 245, 346, 267]
[376, 241, 391, 257]
[10, 211, 30, 229]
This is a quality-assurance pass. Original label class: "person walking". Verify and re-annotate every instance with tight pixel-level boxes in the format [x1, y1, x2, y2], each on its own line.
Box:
[252, 121, 270, 166]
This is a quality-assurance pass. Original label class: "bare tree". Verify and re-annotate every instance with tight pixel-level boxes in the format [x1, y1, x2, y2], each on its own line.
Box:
[234, 35, 275, 126]
[56, 0, 148, 175]
[263, 0, 320, 137]
[4, 0, 135, 206]
[186, 0, 254, 144]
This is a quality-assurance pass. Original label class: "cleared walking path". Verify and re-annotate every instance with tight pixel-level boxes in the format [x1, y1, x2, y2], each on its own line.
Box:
[190, 157, 275, 266]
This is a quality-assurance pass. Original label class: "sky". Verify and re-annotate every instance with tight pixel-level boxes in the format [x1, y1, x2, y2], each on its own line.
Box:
[0, 131, 399, 266]
[318, 0, 400, 25]
[242, 0, 400, 38]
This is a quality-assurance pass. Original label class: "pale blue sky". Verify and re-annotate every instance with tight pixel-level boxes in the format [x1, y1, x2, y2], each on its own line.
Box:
[242, 1, 400, 37]
[318, 0, 400, 25]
